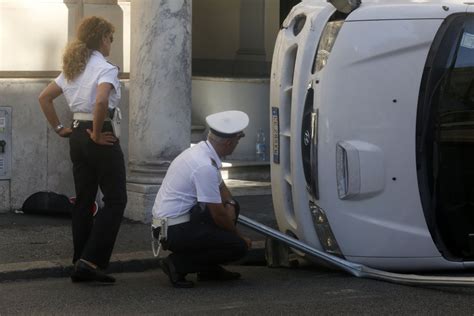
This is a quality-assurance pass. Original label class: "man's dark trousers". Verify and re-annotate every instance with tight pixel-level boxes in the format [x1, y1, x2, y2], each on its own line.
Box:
[164, 218, 248, 274]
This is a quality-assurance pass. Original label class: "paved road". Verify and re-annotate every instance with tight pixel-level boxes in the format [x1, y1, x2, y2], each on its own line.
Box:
[0, 195, 275, 265]
[1, 265, 474, 315]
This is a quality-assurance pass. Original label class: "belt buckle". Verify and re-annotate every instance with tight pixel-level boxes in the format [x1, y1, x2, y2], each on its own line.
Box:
[73, 120, 79, 128]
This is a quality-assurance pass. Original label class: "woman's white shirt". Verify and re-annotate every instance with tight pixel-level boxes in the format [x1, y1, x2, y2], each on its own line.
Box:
[54, 50, 121, 113]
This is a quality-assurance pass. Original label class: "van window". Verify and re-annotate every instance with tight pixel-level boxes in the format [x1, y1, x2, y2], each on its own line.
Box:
[417, 15, 474, 259]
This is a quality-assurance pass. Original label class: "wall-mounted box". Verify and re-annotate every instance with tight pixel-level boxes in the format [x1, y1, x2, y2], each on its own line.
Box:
[0, 106, 12, 180]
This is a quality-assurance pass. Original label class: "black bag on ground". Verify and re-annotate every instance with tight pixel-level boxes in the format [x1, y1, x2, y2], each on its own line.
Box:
[22, 191, 73, 216]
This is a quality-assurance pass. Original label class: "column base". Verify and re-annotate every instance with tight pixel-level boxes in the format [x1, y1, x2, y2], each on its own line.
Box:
[0, 181, 10, 213]
[125, 182, 160, 223]
[125, 160, 169, 222]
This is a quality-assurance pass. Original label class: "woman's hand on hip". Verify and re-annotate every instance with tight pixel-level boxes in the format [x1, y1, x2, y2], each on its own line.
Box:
[58, 127, 73, 138]
[86, 129, 117, 145]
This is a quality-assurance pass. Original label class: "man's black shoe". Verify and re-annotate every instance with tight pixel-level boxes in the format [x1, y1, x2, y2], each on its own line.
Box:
[71, 260, 116, 284]
[197, 266, 241, 281]
[160, 257, 194, 288]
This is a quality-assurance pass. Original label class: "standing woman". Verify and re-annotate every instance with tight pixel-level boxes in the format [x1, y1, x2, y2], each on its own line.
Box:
[38, 16, 127, 283]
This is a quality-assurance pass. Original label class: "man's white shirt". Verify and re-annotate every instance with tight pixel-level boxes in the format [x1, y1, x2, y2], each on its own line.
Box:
[55, 50, 121, 113]
[152, 141, 223, 220]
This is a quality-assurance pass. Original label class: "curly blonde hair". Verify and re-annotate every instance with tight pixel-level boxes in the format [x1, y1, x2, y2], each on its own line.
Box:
[62, 16, 115, 81]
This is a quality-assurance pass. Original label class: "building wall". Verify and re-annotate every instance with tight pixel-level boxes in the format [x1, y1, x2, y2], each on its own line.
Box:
[192, 0, 279, 77]
[0, 79, 74, 210]
[265, 0, 280, 62]
[0, 1, 70, 71]
[0, 0, 130, 73]
[1, 0, 277, 74]
[192, 0, 241, 61]
[192, 0, 279, 62]
[0, 0, 275, 212]
[192, 77, 270, 160]
[0, 77, 268, 212]
[0, 79, 130, 212]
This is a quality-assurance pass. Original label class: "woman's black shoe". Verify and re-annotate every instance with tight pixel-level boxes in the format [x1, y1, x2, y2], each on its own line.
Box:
[71, 260, 115, 284]
[160, 257, 194, 288]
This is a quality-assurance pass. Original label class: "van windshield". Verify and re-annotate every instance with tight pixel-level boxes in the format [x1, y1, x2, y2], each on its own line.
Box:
[418, 16, 474, 260]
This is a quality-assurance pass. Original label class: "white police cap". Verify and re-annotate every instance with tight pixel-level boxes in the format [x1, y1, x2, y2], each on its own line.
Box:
[206, 110, 249, 138]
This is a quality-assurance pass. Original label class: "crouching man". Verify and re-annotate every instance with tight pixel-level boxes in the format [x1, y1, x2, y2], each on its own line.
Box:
[152, 110, 252, 288]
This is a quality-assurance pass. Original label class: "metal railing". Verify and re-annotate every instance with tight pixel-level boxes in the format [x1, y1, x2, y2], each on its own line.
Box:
[238, 214, 474, 287]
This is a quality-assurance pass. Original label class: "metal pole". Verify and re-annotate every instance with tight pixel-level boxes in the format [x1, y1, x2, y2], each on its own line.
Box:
[238, 214, 474, 287]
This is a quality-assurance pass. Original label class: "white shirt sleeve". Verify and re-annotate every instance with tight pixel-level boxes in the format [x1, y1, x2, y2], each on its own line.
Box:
[98, 67, 120, 92]
[192, 165, 222, 204]
[54, 72, 66, 89]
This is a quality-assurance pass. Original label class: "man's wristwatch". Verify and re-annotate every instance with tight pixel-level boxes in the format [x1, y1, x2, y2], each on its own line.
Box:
[54, 124, 64, 133]
[224, 199, 237, 207]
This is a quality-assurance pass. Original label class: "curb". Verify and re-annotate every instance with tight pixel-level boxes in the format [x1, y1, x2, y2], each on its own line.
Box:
[0, 243, 266, 282]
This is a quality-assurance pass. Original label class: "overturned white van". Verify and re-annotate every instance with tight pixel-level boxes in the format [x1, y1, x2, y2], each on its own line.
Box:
[270, 0, 474, 271]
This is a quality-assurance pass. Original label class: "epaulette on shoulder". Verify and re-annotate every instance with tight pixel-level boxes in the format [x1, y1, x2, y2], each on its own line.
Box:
[210, 158, 218, 169]
[106, 61, 120, 71]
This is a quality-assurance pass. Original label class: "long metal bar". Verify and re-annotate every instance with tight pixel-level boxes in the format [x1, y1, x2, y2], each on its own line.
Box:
[238, 214, 474, 286]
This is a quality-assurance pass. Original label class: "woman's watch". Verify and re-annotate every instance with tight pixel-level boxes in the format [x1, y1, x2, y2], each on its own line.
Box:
[54, 124, 64, 133]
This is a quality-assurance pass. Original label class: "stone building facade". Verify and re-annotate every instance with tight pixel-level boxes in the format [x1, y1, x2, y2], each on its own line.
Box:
[0, 0, 296, 220]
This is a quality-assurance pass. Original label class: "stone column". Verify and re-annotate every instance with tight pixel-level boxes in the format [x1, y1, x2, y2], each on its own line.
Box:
[126, 0, 192, 222]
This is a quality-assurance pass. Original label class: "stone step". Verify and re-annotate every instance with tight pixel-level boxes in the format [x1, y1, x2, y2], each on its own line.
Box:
[225, 179, 271, 196]
[221, 160, 270, 181]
